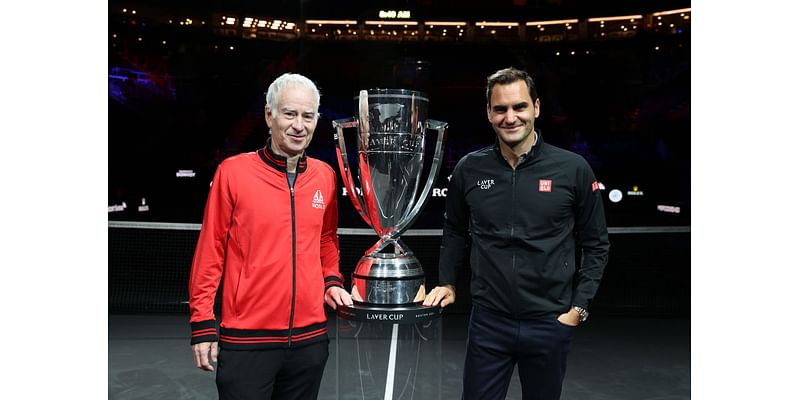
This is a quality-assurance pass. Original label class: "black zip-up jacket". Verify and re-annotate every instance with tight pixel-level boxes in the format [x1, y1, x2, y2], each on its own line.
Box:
[439, 131, 610, 319]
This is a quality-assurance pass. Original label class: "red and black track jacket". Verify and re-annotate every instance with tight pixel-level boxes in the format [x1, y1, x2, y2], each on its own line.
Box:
[189, 143, 344, 349]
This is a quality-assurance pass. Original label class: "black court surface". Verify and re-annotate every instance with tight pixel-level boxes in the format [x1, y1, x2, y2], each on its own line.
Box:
[109, 313, 689, 400]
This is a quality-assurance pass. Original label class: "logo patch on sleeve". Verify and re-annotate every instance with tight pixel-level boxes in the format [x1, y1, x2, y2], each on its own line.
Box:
[591, 181, 600, 192]
[539, 179, 552, 192]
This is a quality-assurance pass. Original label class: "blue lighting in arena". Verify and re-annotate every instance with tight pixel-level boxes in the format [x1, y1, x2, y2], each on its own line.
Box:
[108, 66, 176, 104]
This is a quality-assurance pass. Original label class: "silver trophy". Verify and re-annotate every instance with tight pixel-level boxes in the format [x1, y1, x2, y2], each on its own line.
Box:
[333, 89, 447, 319]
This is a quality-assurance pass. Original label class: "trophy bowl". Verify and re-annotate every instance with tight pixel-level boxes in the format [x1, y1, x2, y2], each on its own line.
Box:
[333, 89, 447, 318]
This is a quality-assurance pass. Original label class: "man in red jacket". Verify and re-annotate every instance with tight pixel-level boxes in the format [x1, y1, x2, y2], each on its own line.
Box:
[188, 72, 353, 400]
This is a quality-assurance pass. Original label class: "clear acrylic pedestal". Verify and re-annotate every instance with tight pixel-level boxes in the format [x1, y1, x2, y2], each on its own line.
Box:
[334, 305, 442, 400]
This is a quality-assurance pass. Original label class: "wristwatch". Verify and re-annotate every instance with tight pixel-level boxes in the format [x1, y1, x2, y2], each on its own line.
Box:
[572, 306, 589, 323]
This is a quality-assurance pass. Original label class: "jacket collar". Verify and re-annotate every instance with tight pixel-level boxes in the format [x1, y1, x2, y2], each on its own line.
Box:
[493, 128, 543, 166]
[258, 137, 308, 173]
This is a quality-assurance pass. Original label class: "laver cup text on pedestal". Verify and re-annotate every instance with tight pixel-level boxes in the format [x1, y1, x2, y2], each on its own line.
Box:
[333, 89, 447, 320]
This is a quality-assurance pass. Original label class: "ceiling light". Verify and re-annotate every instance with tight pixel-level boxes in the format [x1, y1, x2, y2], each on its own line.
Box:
[652, 8, 691, 16]
[588, 15, 642, 22]
[525, 19, 577, 26]
[305, 20, 357, 25]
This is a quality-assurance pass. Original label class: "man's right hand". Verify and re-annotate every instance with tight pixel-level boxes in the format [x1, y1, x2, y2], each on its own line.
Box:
[192, 341, 219, 372]
[422, 284, 456, 308]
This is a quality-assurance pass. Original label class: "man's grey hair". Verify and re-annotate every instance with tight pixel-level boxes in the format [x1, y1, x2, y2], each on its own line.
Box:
[265, 73, 321, 114]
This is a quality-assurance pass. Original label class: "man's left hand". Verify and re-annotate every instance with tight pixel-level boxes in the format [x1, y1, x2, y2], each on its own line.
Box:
[325, 286, 353, 310]
[557, 308, 581, 327]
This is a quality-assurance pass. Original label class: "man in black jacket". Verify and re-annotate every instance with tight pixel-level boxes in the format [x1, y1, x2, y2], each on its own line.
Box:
[424, 67, 610, 400]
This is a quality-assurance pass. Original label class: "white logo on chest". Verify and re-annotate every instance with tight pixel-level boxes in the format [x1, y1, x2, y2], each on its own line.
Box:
[477, 179, 495, 190]
[312, 190, 325, 209]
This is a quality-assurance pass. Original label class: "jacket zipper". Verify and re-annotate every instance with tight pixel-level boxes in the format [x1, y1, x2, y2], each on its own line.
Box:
[287, 174, 297, 347]
[510, 166, 518, 316]
[510, 168, 516, 238]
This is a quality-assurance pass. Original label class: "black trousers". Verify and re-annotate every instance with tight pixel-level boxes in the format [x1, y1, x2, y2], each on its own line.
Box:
[216, 340, 329, 400]
[462, 305, 575, 400]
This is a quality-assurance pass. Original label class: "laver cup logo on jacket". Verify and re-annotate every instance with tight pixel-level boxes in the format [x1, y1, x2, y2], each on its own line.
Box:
[312, 190, 325, 209]
[477, 179, 495, 190]
[539, 179, 552, 192]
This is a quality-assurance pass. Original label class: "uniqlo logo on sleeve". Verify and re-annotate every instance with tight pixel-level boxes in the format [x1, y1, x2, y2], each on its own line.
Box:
[539, 179, 552, 192]
[591, 181, 600, 192]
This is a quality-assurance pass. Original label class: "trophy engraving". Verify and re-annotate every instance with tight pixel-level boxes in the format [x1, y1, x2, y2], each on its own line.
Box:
[333, 89, 447, 318]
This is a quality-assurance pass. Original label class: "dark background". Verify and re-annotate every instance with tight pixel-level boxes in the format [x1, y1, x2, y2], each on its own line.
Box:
[108, 0, 690, 316]
[109, 0, 690, 228]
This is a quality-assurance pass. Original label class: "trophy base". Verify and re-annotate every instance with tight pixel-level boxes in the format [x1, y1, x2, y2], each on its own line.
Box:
[336, 302, 443, 324]
[351, 251, 427, 305]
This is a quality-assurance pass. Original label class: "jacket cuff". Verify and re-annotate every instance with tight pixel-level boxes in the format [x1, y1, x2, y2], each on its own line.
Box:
[571, 297, 591, 310]
[190, 320, 218, 345]
[324, 275, 345, 290]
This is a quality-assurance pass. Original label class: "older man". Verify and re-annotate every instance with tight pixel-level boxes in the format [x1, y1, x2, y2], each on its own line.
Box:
[189, 73, 352, 400]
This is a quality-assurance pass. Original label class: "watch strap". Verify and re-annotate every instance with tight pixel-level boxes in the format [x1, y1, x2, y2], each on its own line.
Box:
[572, 306, 589, 322]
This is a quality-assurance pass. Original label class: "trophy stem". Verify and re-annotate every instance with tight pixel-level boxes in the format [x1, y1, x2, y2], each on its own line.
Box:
[365, 236, 409, 257]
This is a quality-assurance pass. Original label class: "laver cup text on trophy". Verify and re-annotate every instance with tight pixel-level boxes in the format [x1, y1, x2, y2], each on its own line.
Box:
[333, 89, 447, 322]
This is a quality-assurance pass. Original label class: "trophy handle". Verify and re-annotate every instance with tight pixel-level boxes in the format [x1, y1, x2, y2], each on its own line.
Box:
[333, 117, 374, 229]
[389, 119, 449, 240]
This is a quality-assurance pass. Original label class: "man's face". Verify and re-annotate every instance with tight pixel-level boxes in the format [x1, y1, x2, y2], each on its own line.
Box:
[487, 80, 540, 149]
[266, 85, 318, 158]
